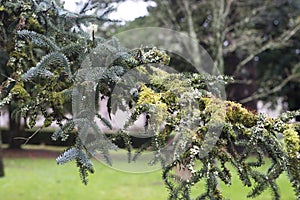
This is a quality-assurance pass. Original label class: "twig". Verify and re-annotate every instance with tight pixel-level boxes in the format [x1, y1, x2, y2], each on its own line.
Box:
[233, 23, 300, 76]
[240, 73, 300, 103]
[14, 127, 42, 145]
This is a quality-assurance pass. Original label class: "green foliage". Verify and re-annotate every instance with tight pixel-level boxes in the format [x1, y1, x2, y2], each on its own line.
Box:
[17, 30, 60, 51]
[56, 144, 94, 185]
[0, 0, 117, 182]
[1, 15, 171, 184]
[127, 69, 300, 200]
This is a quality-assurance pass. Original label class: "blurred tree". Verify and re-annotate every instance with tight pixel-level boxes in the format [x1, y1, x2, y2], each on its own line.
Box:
[0, 0, 27, 149]
[246, 29, 300, 118]
[109, 0, 300, 111]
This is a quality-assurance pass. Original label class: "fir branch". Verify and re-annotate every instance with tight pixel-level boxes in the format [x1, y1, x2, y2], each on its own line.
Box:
[17, 30, 60, 51]
[60, 42, 86, 57]
[22, 67, 54, 81]
[56, 147, 78, 165]
[22, 52, 71, 81]
[51, 120, 74, 141]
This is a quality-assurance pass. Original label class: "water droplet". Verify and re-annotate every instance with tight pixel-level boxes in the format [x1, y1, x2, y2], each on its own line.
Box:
[223, 40, 229, 47]
[273, 20, 279, 26]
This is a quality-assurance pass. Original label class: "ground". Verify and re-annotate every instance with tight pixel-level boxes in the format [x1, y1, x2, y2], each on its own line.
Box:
[3, 148, 59, 158]
[2, 145, 62, 158]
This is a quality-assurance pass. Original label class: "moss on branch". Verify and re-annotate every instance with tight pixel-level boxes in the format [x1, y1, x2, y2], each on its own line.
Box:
[133, 69, 300, 199]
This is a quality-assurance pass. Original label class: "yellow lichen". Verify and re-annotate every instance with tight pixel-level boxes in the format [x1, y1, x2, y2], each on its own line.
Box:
[135, 65, 148, 74]
[10, 83, 30, 99]
[0, 5, 5, 11]
[161, 90, 179, 106]
[201, 97, 227, 124]
[52, 92, 65, 105]
[137, 84, 168, 111]
[283, 125, 300, 158]
[225, 101, 258, 126]
[26, 17, 45, 33]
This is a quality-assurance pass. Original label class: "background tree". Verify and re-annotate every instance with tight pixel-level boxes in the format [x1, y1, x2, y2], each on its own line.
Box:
[108, 0, 300, 111]
[0, 0, 29, 149]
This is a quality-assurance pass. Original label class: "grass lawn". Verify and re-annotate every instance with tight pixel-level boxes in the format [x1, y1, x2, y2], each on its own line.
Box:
[0, 148, 296, 200]
[0, 157, 168, 200]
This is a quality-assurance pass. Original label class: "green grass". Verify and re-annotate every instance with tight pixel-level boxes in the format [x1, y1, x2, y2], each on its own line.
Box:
[0, 158, 168, 200]
[0, 155, 296, 200]
[190, 163, 295, 200]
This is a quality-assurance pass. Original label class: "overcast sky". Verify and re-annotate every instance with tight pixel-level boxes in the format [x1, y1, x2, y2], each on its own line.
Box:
[63, 0, 155, 23]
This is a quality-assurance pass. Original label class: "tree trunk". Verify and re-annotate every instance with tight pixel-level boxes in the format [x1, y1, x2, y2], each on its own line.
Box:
[0, 131, 4, 177]
[287, 83, 300, 122]
[225, 54, 258, 110]
[8, 107, 23, 149]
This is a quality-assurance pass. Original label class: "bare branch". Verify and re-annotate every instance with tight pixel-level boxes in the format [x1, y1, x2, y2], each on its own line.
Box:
[240, 73, 300, 103]
[14, 127, 42, 145]
[233, 23, 300, 76]
[225, 3, 268, 34]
